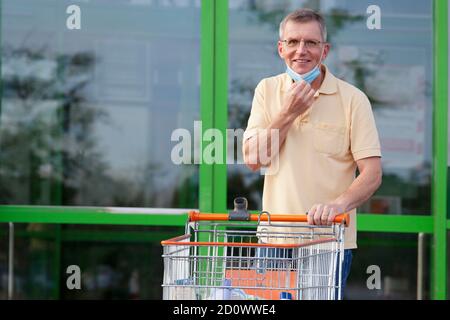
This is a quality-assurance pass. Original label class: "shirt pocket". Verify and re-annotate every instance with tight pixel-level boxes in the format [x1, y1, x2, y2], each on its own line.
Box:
[313, 122, 346, 156]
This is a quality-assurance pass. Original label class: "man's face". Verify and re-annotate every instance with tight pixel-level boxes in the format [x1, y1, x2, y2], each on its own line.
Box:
[278, 20, 330, 74]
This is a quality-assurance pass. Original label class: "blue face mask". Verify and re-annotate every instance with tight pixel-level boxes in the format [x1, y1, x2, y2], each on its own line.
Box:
[286, 64, 321, 84]
[285, 46, 325, 84]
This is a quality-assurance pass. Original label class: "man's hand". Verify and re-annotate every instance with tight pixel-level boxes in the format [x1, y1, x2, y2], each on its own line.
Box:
[282, 80, 316, 119]
[307, 203, 347, 226]
[306, 157, 382, 226]
[243, 80, 316, 172]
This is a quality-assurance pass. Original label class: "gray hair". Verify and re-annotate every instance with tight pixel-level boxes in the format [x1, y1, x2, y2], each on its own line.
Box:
[279, 8, 327, 41]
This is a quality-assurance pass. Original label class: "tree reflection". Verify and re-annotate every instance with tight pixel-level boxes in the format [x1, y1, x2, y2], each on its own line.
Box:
[0, 46, 190, 207]
[0, 47, 112, 205]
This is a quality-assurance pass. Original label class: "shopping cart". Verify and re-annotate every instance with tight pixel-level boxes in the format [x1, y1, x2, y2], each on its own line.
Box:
[161, 204, 349, 300]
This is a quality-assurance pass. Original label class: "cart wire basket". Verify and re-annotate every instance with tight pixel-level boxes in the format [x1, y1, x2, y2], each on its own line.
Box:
[161, 207, 349, 301]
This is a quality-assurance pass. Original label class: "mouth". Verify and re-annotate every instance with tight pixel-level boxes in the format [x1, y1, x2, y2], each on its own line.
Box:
[292, 59, 312, 64]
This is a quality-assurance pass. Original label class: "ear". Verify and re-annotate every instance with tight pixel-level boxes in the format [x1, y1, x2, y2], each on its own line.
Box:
[322, 43, 331, 61]
[277, 41, 284, 59]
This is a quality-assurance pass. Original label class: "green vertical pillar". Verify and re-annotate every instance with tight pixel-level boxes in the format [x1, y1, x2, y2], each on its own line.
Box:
[432, 0, 448, 300]
[198, 0, 228, 288]
[200, 0, 215, 213]
[200, 0, 228, 214]
[213, 0, 228, 214]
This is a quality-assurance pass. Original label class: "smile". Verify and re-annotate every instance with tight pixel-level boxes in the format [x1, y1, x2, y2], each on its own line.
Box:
[293, 59, 311, 63]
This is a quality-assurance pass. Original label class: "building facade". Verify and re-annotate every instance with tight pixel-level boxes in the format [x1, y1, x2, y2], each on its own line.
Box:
[0, 0, 448, 299]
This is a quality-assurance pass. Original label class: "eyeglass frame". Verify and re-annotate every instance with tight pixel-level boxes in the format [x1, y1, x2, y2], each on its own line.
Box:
[280, 38, 327, 50]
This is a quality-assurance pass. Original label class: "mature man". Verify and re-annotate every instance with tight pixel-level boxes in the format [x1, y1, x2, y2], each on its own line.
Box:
[243, 9, 382, 298]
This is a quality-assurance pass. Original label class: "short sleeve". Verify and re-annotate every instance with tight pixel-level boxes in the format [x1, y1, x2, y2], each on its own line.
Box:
[350, 92, 382, 161]
[243, 79, 270, 141]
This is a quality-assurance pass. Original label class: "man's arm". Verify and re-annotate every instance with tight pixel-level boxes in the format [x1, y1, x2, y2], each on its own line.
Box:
[307, 156, 382, 225]
[243, 110, 295, 171]
[244, 81, 315, 171]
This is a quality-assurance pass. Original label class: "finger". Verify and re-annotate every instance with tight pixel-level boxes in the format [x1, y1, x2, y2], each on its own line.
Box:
[306, 88, 316, 101]
[314, 204, 323, 225]
[307, 205, 317, 225]
[296, 81, 311, 98]
[301, 85, 315, 101]
[294, 80, 308, 95]
[299, 88, 316, 109]
[327, 208, 336, 226]
[286, 82, 301, 98]
[321, 206, 330, 225]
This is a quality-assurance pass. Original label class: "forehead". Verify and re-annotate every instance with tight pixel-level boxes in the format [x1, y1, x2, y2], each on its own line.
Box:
[282, 20, 322, 39]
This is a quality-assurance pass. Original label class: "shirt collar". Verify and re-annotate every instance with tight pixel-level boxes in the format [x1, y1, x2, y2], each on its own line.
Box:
[281, 64, 338, 95]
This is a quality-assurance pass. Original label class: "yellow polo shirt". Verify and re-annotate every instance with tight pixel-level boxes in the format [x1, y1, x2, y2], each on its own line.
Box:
[243, 65, 381, 249]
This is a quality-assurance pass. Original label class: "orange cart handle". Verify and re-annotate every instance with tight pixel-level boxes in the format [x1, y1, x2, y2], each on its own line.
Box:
[188, 211, 350, 226]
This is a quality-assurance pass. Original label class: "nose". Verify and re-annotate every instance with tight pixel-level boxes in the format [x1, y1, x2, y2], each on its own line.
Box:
[295, 39, 308, 54]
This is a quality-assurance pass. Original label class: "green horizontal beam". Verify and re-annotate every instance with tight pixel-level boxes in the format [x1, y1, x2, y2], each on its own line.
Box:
[357, 214, 433, 233]
[0, 206, 187, 226]
[0, 206, 435, 234]
[0, 229, 182, 243]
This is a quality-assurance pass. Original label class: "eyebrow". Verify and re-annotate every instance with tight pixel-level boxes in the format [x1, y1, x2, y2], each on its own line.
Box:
[284, 38, 321, 42]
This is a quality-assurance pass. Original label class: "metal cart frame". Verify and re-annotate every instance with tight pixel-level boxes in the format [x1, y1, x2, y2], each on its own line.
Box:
[161, 211, 349, 300]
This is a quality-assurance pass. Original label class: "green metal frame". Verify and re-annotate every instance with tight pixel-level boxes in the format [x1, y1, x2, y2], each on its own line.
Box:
[199, 0, 215, 214]
[0, 229, 182, 243]
[0, 206, 188, 226]
[432, 0, 448, 300]
[0, 0, 448, 299]
[199, 0, 227, 214]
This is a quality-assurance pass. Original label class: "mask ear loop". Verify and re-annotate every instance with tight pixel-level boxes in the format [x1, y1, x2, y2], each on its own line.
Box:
[315, 44, 326, 72]
[303, 43, 325, 85]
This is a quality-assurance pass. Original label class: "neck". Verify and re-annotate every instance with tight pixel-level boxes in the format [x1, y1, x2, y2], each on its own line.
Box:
[310, 64, 325, 90]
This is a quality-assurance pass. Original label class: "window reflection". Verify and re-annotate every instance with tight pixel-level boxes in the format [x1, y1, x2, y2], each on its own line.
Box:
[0, 224, 57, 299]
[61, 241, 162, 299]
[346, 232, 430, 300]
[0, 0, 200, 208]
[0, 224, 8, 299]
[0, 223, 183, 299]
[228, 0, 433, 214]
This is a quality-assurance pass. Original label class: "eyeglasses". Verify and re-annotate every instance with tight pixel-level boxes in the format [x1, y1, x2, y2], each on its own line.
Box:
[281, 38, 324, 50]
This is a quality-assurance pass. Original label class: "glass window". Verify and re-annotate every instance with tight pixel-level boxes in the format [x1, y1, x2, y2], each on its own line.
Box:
[0, 223, 58, 299]
[228, 0, 433, 215]
[60, 224, 183, 299]
[0, 0, 200, 208]
[0, 223, 183, 299]
[0, 223, 8, 299]
[346, 232, 431, 300]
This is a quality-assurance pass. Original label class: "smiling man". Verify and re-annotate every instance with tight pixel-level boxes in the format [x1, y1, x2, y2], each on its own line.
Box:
[243, 8, 382, 298]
